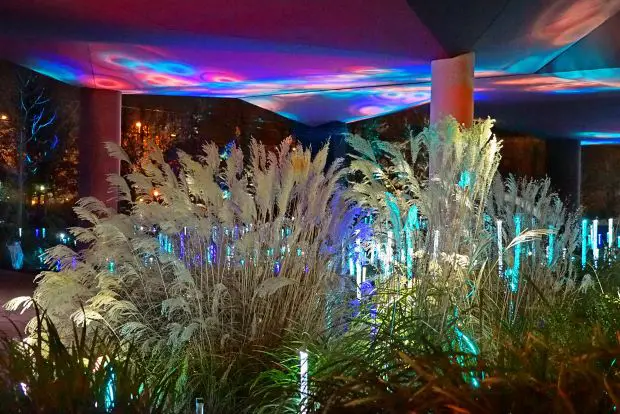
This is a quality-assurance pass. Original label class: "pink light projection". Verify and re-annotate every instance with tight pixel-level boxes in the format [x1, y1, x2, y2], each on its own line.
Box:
[86, 44, 433, 97]
[481, 74, 620, 95]
[532, 0, 620, 47]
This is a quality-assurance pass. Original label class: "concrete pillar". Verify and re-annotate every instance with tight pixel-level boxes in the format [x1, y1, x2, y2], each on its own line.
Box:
[292, 121, 348, 167]
[79, 88, 121, 206]
[546, 139, 581, 208]
[430, 52, 475, 127]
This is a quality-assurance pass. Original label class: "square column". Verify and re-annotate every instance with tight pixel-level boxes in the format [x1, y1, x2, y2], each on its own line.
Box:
[78, 88, 121, 206]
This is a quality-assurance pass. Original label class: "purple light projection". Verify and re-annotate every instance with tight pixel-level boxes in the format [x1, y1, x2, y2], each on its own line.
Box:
[17, 42, 432, 98]
[577, 131, 620, 145]
[1, 0, 620, 128]
[244, 84, 432, 125]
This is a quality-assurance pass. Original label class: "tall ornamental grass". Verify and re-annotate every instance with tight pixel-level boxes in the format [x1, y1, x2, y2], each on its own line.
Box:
[251, 117, 597, 412]
[8, 138, 359, 411]
[345, 117, 582, 348]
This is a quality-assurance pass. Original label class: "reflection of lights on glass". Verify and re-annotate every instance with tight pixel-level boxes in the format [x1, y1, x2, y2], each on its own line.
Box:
[0, 114, 7, 120]
[135, 121, 142, 129]
[40, 185, 45, 191]
[152, 189, 160, 197]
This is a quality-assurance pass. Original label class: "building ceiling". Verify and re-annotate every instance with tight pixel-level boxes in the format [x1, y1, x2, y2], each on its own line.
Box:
[0, 0, 619, 142]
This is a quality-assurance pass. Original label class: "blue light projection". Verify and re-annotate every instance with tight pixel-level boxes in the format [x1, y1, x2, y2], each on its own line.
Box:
[576, 132, 620, 139]
[33, 59, 82, 83]
[578, 131, 620, 145]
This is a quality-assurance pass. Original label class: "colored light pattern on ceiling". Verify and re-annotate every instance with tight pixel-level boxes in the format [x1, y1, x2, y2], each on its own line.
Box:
[244, 84, 432, 125]
[481, 74, 620, 95]
[1, 0, 620, 133]
[17, 46, 620, 125]
[472, 0, 620, 74]
[531, 0, 620, 47]
[21, 43, 433, 97]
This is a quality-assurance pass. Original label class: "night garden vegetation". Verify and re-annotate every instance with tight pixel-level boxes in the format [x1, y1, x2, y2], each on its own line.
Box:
[3, 117, 620, 413]
[0, 305, 175, 413]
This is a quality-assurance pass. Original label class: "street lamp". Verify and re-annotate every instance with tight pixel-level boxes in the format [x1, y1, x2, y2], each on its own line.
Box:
[0, 114, 7, 121]
[135, 121, 142, 129]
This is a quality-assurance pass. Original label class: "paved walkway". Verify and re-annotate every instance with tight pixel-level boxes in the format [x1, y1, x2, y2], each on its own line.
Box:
[0, 269, 36, 338]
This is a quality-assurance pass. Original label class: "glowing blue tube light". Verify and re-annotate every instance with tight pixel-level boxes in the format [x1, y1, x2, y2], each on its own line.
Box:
[547, 226, 554, 266]
[404, 205, 418, 279]
[511, 216, 521, 292]
[582, 219, 588, 269]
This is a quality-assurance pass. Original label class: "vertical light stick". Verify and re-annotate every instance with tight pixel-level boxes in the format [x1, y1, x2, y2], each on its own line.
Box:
[497, 220, 503, 279]
[356, 263, 362, 300]
[432, 230, 439, 261]
[592, 219, 599, 267]
[547, 225, 554, 267]
[195, 398, 204, 414]
[299, 350, 309, 414]
[386, 230, 393, 275]
[511, 216, 521, 292]
[581, 219, 588, 269]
